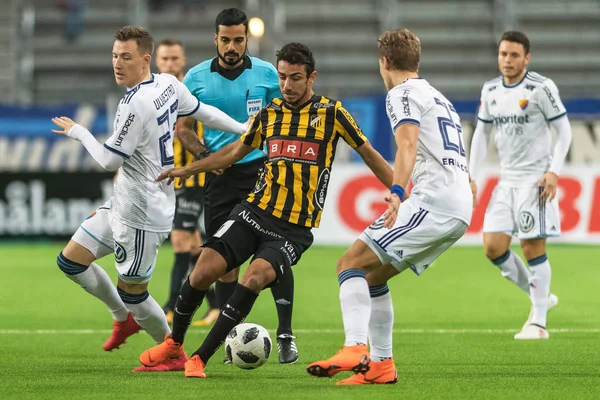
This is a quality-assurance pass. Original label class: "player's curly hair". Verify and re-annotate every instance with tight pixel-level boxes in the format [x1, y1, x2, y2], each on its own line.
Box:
[114, 26, 154, 55]
[377, 29, 420, 72]
[276, 43, 315, 76]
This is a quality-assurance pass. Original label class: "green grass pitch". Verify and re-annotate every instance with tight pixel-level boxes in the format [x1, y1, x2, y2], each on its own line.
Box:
[1, 243, 599, 399]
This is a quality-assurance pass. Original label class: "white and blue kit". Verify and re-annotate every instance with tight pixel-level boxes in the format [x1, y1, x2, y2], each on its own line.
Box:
[472, 71, 570, 239]
[70, 73, 246, 283]
[360, 78, 473, 275]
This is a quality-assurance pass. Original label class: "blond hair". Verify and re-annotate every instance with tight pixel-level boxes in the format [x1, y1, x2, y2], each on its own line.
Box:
[377, 29, 421, 72]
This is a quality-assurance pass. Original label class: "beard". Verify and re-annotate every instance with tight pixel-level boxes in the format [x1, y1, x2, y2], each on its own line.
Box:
[217, 46, 246, 66]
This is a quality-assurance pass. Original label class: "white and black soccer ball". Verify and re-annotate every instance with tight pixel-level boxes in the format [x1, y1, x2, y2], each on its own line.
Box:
[225, 323, 272, 369]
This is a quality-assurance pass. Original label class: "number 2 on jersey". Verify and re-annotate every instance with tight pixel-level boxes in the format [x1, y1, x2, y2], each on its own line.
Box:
[434, 98, 465, 156]
[157, 102, 178, 166]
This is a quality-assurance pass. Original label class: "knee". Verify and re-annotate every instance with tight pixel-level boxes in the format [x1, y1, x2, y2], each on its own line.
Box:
[336, 253, 361, 274]
[484, 243, 509, 262]
[240, 264, 275, 292]
[56, 251, 88, 275]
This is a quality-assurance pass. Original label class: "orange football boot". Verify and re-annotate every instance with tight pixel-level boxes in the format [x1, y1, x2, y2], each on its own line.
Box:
[103, 313, 142, 351]
[185, 355, 207, 378]
[139, 334, 185, 367]
[132, 352, 187, 372]
[307, 344, 370, 378]
[336, 358, 398, 385]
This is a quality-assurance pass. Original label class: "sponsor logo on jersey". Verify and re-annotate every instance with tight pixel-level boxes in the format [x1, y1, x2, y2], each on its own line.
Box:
[313, 102, 335, 109]
[519, 211, 535, 233]
[491, 99, 497, 106]
[401, 89, 411, 117]
[519, 98, 529, 110]
[488, 85, 497, 92]
[493, 114, 530, 125]
[268, 139, 319, 164]
[115, 113, 135, 147]
[386, 95, 397, 125]
[525, 84, 536, 91]
[315, 168, 330, 210]
[543, 85, 561, 113]
[247, 98, 262, 116]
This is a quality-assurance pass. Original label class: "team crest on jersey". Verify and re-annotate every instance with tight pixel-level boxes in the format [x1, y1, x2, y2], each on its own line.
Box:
[519, 211, 535, 233]
[519, 98, 529, 110]
[310, 114, 322, 128]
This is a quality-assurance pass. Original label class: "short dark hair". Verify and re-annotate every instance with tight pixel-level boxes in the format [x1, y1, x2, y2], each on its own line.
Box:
[276, 43, 316, 76]
[114, 26, 154, 55]
[156, 39, 184, 51]
[215, 8, 248, 34]
[500, 31, 530, 54]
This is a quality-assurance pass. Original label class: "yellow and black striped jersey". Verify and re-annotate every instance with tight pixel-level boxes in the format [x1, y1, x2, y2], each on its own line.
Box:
[173, 122, 206, 189]
[241, 95, 367, 228]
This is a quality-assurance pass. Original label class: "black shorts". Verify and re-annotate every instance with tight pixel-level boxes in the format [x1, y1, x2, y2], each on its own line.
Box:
[203, 158, 265, 237]
[204, 202, 314, 283]
[172, 187, 205, 232]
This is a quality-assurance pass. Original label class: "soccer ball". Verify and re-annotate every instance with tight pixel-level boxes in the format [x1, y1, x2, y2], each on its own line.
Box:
[225, 323, 272, 369]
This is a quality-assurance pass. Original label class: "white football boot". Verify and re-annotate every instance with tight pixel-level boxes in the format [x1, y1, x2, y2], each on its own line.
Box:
[514, 324, 549, 340]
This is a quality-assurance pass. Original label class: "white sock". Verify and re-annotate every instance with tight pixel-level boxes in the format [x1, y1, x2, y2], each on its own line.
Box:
[528, 255, 551, 327]
[368, 285, 394, 362]
[119, 289, 170, 343]
[58, 254, 129, 322]
[338, 269, 370, 346]
[491, 251, 531, 294]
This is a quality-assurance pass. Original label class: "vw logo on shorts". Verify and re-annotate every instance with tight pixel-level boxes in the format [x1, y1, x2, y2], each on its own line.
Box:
[114, 242, 127, 263]
[519, 211, 535, 233]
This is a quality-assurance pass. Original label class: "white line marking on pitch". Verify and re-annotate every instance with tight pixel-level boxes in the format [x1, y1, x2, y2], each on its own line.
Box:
[0, 328, 599, 335]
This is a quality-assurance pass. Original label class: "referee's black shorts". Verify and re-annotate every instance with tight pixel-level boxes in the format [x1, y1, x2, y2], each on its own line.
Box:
[172, 187, 204, 232]
[203, 158, 265, 238]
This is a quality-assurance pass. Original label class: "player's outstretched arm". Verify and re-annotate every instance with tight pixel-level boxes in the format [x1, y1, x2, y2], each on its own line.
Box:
[383, 123, 419, 228]
[354, 141, 394, 189]
[191, 102, 247, 135]
[51, 116, 124, 171]
[157, 140, 253, 184]
[177, 116, 211, 158]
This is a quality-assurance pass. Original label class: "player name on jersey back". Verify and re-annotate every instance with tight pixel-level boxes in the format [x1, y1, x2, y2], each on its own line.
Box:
[386, 78, 473, 224]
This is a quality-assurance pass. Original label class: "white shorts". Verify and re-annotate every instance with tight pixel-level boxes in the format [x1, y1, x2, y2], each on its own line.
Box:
[72, 200, 169, 284]
[483, 183, 561, 239]
[359, 199, 468, 276]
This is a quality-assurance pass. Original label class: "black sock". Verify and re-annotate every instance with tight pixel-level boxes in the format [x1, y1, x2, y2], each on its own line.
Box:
[215, 280, 238, 309]
[165, 252, 191, 310]
[205, 287, 218, 309]
[193, 284, 259, 365]
[271, 269, 294, 337]
[172, 277, 206, 344]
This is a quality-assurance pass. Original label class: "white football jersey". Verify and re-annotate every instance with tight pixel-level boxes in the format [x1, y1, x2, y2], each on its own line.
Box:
[104, 73, 201, 232]
[478, 70, 567, 185]
[386, 79, 473, 224]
